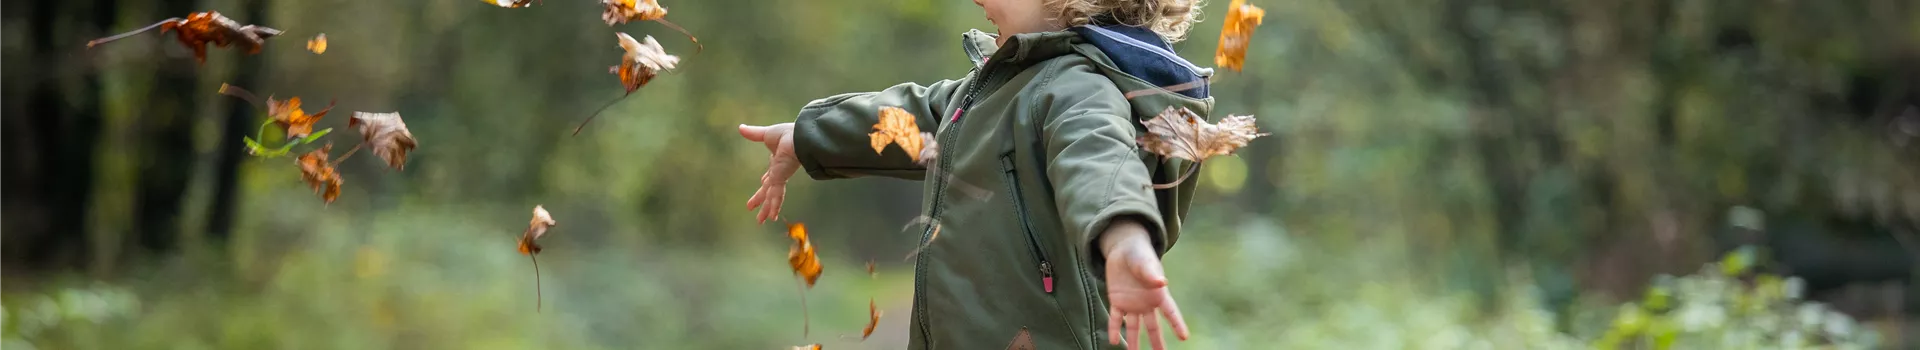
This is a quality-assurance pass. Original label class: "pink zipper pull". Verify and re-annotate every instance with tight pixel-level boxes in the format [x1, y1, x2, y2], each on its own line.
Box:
[950, 108, 964, 122]
[1041, 262, 1055, 293]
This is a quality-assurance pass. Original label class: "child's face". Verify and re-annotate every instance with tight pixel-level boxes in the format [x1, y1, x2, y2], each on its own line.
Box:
[974, 0, 1055, 45]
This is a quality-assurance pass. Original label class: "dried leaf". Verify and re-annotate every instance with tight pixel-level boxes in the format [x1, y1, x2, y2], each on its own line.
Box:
[1214, 0, 1265, 72]
[306, 33, 326, 54]
[601, 0, 668, 24]
[519, 205, 557, 312]
[866, 259, 877, 279]
[611, 33, 680, 95]
[295, 143, 343, 205]
[1138, 106, 1267, 162]
[869, 107, 925, 162]
[901, 216, 943, 261]
[787, 223, 823, 287]
[348, 112, 418, 171]
[484, 0, 539, 7]
[861, 298, 882, 341]
[86, 12, 283, 65]
[268, 96, 335, 140]
[916, 132, 939, 166]
[791, 345, 821, 350]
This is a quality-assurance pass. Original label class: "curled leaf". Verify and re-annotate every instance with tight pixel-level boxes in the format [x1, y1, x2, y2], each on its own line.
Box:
[86, 11, 283, 65]
[306, 33, 326, 54]
[485, 0, 539, 7]
[787, 223, 823, 287]
[600, 0, 701, 53]
[791, 345, 821, 350]
[611, 33, 680, 95]
[1139, 107, 1267, 162]
[519, 205, 557, 312]
[861, 298, 881, 341]
[295, 143, 343, 205]
[901, 216, 943, 261]
[268, 96, 335, 140]
[1214, 0, 1265, 72]
[869, 107, 925, 162]
[348, 112, 418, 171]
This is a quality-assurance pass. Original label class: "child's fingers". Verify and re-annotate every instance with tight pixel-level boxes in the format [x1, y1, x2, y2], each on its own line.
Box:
[1161, 297, 1190, 340]
[1146, 315, 1165, 350]
[748, 184, 767, 210]
[737, 124, 767, 142]
[1108, 306, 1123, 345]
[1125, 315, 1143, 350]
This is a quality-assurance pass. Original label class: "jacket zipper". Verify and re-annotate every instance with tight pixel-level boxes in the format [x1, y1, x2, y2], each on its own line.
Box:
[915, 61, 1001, 348]
[1000, 155, 1054, 293]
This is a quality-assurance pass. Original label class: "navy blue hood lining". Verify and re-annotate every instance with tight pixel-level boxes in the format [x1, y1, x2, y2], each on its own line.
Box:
[1068, 25, 1210, 99]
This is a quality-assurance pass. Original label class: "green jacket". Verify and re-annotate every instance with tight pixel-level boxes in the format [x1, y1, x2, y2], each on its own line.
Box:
[792, 28, 1214, 349]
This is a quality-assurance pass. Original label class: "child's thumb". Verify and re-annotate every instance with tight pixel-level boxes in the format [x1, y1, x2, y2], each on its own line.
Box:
[1129, 254, 1170, 288]
[737, 124, 768, 142]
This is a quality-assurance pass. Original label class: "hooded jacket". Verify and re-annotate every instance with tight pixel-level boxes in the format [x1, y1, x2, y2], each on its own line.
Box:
[791, 25, 1213, 349]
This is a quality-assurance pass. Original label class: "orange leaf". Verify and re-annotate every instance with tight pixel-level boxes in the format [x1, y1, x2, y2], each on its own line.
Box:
[519, 205, 557, 312]
[787, 223, 823, 287]
[869, 107, 926, 163]
[268, 96, 335, 140]
[86, 12, 283, 65]
[295, 143, 343, 205]
[610, 32, 680, 95]
[484, 0, 539, 7]
[866, 259, 876, 279]
[306, 33, 326, 54]
[861, 298, 882, 341]
[601, 0, 668, 24]
[348, 112, 418, 171]
[1214, 0, 1265, 72]
[790, 345, 821, 350]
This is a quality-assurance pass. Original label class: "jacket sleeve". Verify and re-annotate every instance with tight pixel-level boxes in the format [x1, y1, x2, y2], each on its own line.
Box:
[792, 79, 963, 181]
[1036, 68, 1170, 277]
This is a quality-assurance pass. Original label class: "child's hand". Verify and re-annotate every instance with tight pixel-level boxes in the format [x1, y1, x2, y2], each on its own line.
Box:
[1101, 221, 1189, 350]
[737, 123, 798, 224]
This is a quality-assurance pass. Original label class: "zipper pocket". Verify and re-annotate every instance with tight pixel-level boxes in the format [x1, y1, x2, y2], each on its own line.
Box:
[1000, 155, 1054, 293]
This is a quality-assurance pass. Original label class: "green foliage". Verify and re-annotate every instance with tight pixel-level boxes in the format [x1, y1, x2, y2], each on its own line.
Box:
[1592, 247, 1882, 350]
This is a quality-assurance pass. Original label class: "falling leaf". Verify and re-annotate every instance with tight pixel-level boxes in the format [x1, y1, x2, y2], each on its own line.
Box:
[790, 345, 821, 350]
[787, 223, 823, 287]
[519, 205, 557, 311]
[861, 298, 882, 341]
[483, 0, 539, 7]
[916, 132, 939, 166]
[267, 96, 335, 140]
[866, 259, 877, 279]
[600, 0, 702, 53]
[348, 112, 418, 171]
[295, 143, 343, 205]
[1138, 106, 1267, 188]
[611, 33, 680, 95]
[1214, 0, 1265, 72]
[86, 11, 283, 65]
[901, 216, 943, 261]
[306, 33, 326, 54]
[869, 107, 925, 162]
[1139, 106, 1267, 162]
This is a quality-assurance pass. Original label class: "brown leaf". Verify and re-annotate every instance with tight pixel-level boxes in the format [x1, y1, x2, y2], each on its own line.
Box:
[295, 143, 343, 205]
[86, 12, 283, 65]
[519, 205, 557, 312]
[306, 33, 326, 54]
[485, 0, 539, 7]
[861, 298, 882, 341]
[790, 345, 821, 350]
[610, 33, 680, 95]
[1214, 0, 1265, 72]
[787, 223, 823, 287]
[268, 96, 335, 140]
[1138, 106, 1267, 162]
[869, 107, 925, 162]
[866, 259, 877, 279]
[601, 0, 667, 24]
[348, 112, 418, 171]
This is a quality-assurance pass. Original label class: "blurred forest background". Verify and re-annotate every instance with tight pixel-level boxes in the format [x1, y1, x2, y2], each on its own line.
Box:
[3, 0, 1918, 348]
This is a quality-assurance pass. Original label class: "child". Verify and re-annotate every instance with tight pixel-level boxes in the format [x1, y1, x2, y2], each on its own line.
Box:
[736, 0, 1211, 348]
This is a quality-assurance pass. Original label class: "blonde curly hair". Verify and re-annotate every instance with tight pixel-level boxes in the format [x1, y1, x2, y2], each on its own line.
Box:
[1050, 0, 1206, 43]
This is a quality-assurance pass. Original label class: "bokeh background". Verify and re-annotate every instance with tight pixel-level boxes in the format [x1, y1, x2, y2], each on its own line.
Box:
[4, 0, 1918, 348]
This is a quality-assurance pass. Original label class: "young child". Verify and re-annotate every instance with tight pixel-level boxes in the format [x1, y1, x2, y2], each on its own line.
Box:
[736, 0, 1212, 348]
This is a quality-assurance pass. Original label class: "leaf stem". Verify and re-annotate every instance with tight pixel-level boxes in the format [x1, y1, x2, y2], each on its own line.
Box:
[531, 253, 543, 313]
[1152, 161, 1202, 189]
[796, 277, 809, 339]
[651, 19, 702, 55]
[572, 92, 640, 136]
[330, 142, 364, 167]
[254, 119, 274, 144]
[86, 19, 181, 48]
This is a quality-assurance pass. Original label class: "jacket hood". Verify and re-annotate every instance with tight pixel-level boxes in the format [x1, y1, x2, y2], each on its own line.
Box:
[960, 28, 1215, 119]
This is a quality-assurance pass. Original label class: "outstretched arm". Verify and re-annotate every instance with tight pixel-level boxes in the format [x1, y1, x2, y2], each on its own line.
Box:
[792, 79, 963, 180]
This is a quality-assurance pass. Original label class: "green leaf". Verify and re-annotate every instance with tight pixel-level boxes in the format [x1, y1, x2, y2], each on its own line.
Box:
[242, 136, 303, 158]
[301, 128, 333, 144]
